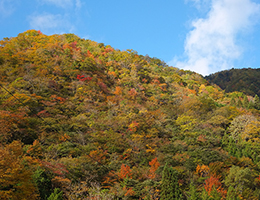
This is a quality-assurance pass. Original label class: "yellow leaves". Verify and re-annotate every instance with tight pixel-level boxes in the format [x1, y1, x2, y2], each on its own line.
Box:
[146, 144, 156, 154]
[199, 84, 224, 100]
[131, 133, 144, 141]
[242, 120, 260, 143]
[139, 109, 148, 114]
[199, 84, 207, 94]
[176, 114, 198, 132]
[53, 65, 62, 75]
[6, 93, 31, 104]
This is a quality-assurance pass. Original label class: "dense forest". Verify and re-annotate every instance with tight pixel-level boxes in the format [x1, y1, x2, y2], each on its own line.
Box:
[205, 68, 260, 97]
[1, 30, 260, 200]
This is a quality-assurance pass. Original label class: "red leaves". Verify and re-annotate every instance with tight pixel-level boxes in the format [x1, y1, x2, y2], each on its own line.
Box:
[128, 121, 139, 132]
[40, 160, 69, 176]
[101, 47, 114, 56]
[77, 74, 92, 82]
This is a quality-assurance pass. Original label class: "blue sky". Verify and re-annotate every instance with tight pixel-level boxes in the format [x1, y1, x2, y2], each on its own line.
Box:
[0, 0, 260, 75]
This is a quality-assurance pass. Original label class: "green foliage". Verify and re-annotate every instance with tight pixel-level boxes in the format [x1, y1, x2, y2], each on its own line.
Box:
[226, 186, 239, 200]
[224, 166, 254, 199]
[47, 188, 63, 200]
[33, 167, 52, 200]
[254, 94, 260, 110]
[160, 164, 182, 200]
[205, 68, 260, 97]
[187, 181, 199, 200]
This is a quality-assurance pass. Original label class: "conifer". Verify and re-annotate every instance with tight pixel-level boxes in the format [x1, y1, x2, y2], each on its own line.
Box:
[160, 163, 182, 200]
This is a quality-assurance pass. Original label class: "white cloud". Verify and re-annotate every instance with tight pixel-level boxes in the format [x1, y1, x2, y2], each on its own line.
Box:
[40, 0, 81, 9]
[170, 0, 260, 75]
[0, 0, 17, 17]
[28, 13, 75, 34]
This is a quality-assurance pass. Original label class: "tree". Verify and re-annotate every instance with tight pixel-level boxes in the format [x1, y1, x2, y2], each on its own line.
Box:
[243, 95, 249, 109]
[0, 141, 38, 200]
[187, 181, 198, 200]
[230, 97, 236, 106]
[226, 186, 239, 200]
[236, 98, 243, 108]
[254, 95, 260, 110]
[33, 167, 52, 200]
[160, 164, 182, 200]
[47, 188, 63, 200]
[224, 166, 254, 199]
[204, 174, 226, 198]
[148, 157, 160, 179]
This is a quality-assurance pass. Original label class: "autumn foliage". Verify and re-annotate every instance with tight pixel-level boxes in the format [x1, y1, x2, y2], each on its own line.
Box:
[1, 30, 260, 199]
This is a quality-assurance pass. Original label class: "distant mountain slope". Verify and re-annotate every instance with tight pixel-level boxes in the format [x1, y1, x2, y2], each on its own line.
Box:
[205, 68, 260, 96]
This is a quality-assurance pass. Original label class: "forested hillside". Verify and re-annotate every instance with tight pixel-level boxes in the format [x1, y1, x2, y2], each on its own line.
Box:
[1, 30, 260, 199]
[205, 68, 260, 97]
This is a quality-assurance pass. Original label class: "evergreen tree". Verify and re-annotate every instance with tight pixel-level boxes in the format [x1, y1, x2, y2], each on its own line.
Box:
[160, 164, 182, 200]
[230, 97, 236, 106]
[187, 181, 198, 200]
[33, 167, 52, 200]
[226, 186, 239, 200]
[243, 95, 249, 108]
[48, 188, 63, 200]
[254, 95, 260, 110]
[248, 100, 254, 109]
[236, 98, 243, 108]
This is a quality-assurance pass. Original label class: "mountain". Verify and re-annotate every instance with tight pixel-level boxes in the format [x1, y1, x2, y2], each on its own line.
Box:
[1, 30, 260, 199]
[205, 68, 260, 97]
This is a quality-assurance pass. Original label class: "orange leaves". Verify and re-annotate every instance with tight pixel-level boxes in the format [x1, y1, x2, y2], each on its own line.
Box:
[89, 149, 107, 163]
[114, 86, 122, 95]
[87, 50, 95, 58]
[108, 70, 117, 77]
[123, 186, 135, 197]
[50, 95, 66, 103]
[102, 170, 118, 188]
[204, 174, 227, 198]
[26, 140, 43, 158]
[118, 164, 132, 179]
[102, 47, 114, 56]
[59, 133, 71, 142]
[148, 157, 160, 179]
[196, 164, 227, 198]
[196, 164, 210, 177]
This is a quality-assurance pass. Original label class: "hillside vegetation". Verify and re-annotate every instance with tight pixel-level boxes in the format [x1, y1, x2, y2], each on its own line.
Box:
[1, 30, 260, 199]
[205, 68, 260, 97]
